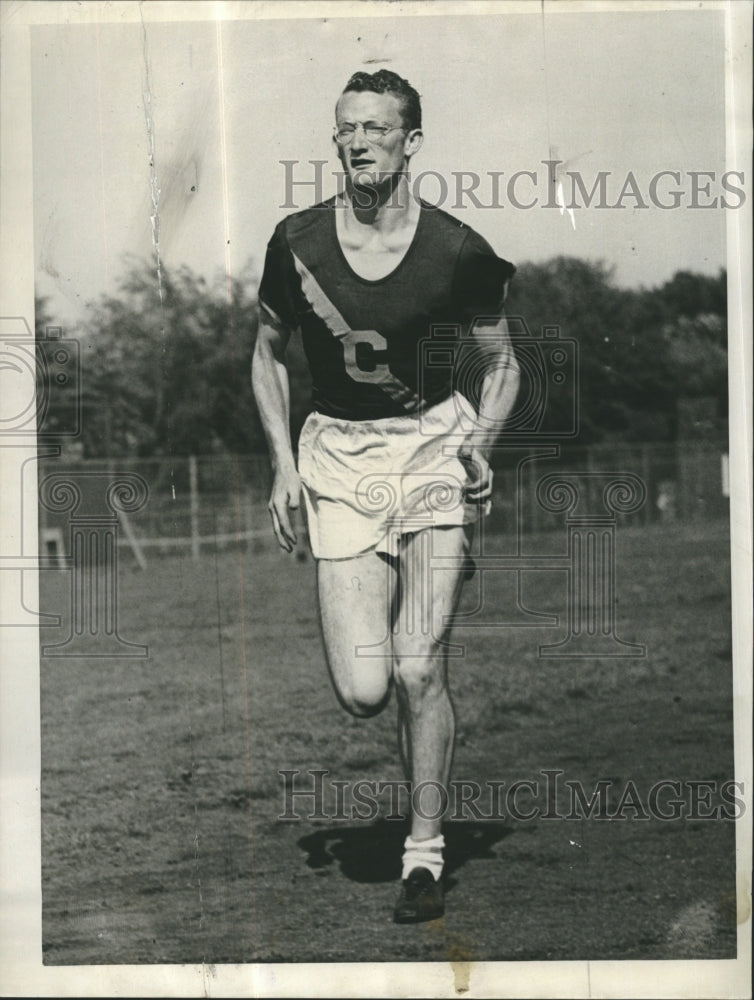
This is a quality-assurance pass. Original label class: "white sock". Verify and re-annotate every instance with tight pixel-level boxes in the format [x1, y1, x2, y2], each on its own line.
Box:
[401, 834, 445, 881]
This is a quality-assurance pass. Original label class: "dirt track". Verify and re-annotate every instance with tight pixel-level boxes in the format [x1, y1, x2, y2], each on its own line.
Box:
[40, 521, 737, 965]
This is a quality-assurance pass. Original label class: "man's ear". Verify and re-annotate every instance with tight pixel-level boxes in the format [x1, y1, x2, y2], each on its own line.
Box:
[404, 128, 424, 160]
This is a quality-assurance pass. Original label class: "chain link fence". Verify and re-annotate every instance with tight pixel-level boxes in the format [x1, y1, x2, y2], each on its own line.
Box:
[37, 442, 729, 564]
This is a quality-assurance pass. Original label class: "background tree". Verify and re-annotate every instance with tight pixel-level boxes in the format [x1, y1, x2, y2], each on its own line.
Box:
[76, 262, 259, 456]
[505, 259, 727, 445]
[69, 261, 313, 459]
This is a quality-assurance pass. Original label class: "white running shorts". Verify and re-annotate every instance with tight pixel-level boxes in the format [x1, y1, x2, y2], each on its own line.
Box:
[297, 393, 488, 560]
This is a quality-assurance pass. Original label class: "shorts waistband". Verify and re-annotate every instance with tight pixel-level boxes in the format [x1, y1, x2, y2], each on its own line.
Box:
[308, 392, 461, 431]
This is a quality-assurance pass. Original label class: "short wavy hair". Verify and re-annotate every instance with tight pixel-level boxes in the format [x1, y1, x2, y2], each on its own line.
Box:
[339, 70, 422, 131]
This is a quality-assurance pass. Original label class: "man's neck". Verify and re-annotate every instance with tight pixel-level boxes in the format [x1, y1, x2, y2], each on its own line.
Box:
[341, 173, 418, 232]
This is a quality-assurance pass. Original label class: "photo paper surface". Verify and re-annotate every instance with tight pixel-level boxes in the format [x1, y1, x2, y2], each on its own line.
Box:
[0, 1, 751, 996]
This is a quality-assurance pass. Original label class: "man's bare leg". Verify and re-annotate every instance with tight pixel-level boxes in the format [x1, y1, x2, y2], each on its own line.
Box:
[317, 550, 398, 717]
[393, 525, 471, 840]
[391, 524, 471, 921]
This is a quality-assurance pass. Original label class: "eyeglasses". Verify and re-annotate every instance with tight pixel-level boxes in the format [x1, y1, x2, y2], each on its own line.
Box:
[333, 121, 407, 145]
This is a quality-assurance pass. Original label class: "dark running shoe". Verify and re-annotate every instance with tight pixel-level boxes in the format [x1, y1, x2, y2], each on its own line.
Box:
[393, 867, 444, 924]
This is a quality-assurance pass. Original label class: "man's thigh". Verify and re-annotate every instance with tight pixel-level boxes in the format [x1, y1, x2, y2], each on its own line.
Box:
[394, 525, 473, 655]
[317, 550, 398, 713]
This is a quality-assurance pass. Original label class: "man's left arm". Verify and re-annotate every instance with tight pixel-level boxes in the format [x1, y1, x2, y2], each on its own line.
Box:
[459, 309, 520, 504]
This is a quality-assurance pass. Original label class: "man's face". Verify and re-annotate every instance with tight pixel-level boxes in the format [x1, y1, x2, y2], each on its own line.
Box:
[334, 90, 419, 188]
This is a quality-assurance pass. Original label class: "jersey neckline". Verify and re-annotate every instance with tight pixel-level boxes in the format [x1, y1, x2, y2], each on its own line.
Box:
[329, 196, 428, 287]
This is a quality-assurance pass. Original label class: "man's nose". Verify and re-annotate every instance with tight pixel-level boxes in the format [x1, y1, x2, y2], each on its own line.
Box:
[350, 130, 369, 154]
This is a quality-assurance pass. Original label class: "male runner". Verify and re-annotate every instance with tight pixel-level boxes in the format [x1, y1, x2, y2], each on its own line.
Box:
[252, 70, 519, 923]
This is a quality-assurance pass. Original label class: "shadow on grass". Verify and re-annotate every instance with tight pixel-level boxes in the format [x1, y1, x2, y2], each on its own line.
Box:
[297, 818, 513, 890]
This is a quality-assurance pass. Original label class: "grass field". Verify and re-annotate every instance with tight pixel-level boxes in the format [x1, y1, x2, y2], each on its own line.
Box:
[39, 519, 738, 965]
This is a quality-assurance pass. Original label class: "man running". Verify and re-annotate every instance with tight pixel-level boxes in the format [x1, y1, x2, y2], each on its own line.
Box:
[252, 69, 519, 923]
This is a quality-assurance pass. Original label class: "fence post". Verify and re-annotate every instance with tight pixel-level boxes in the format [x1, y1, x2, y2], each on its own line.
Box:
[641, 445, 651, 526]
[189, 455, 200, 561]
[676, 445, 687, 521]
[527, 451, 539, 533]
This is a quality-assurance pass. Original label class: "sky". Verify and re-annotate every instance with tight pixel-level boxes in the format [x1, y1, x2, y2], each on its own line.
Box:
[30, 5, 731, 330]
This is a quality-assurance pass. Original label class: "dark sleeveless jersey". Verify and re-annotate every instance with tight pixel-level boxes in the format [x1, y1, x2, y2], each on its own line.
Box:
[258, 197, 515, 420]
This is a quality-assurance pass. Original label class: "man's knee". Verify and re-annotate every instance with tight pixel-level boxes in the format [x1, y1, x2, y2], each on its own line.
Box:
[337, 670, 391, 718]
[392, 644, 446, 703]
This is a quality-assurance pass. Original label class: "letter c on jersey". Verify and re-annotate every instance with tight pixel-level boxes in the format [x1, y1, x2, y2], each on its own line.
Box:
[342, 330, 390, 383]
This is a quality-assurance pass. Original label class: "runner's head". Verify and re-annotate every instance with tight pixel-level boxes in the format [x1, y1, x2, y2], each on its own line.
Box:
[334, 70, 423, 190]
[340, 70, 422, 130]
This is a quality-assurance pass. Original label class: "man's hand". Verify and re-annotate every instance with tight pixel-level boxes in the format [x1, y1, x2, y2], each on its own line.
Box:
[458, 443, 493, 506]
[268, 466, 302, 552]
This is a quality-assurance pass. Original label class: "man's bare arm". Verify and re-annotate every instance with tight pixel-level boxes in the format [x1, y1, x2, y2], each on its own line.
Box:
[251, 304, 301, 551]
[459, 311, 520, 504]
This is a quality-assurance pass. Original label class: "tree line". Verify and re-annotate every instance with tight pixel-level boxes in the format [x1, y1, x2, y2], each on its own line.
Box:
[35, 257, 727, 458]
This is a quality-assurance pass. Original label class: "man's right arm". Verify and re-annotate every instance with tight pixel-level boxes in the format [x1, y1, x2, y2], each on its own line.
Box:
[251, 304, 301, 552]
